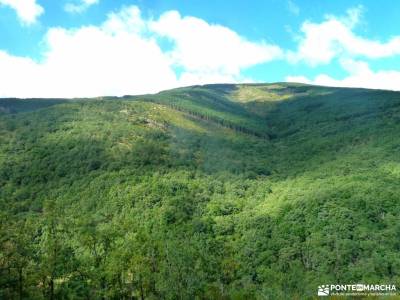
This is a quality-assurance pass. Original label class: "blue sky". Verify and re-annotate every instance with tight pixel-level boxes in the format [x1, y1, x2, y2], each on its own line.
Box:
[0, 0, 399, 97]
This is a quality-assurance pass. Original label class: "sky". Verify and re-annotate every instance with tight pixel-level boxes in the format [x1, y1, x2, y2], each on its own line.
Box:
[0, 0, 399, 98]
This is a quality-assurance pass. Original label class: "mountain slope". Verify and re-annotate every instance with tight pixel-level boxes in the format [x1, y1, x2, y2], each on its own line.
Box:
[1, 83, 400, 299]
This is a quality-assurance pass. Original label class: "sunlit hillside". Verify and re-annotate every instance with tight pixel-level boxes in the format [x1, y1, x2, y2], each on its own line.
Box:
[1, 83, 400, 299]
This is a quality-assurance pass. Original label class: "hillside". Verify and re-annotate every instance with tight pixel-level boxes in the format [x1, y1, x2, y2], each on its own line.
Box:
[1, 83, 400, 299]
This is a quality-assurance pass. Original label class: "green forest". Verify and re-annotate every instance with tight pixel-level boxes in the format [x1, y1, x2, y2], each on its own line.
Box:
[1, 83, 400, 299]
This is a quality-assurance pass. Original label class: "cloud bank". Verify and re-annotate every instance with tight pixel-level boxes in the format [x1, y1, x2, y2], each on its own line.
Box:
[0, 4, 400, 97]
[287, 59, 400, 91]
[0, 5, 282, 98]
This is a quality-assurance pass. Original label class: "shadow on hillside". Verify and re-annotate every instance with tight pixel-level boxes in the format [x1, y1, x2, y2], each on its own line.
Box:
[0, 99, 69, 114]
[231, 87, 400, 177]
[2, 87, 400, 205]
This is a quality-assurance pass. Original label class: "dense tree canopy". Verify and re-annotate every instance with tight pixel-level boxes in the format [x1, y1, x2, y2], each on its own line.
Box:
[1, 83, 400, 299]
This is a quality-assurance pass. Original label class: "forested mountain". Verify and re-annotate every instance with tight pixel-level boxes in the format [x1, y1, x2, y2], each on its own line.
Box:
[1, 83, 400, 299]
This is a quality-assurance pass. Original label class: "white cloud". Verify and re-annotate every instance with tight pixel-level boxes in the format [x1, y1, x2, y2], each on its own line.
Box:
[149, 10, 283, 84]
[286, 58, 400, 91]
[65, 0, 99, 14]
[288, 6, 400, 65]
[0, 7, 176, 98]
[0, 5, 281, 98]
[286, 6, 400, 91]
[0, 0, 44, 24]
